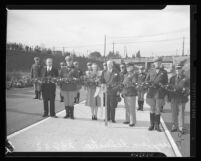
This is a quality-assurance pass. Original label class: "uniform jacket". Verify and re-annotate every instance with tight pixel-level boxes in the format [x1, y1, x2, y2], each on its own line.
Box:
[31, 64, 42, 78]
[168, 73, 189, 103]
[145, 67, 168, 99]
[60, 65, 79, 91]
[137, 72, 146, 91]
[122, 73, 138, 97]
[101, 68, 120, 94]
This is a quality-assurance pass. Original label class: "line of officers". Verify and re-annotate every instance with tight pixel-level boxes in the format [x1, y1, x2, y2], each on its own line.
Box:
[31, 56, 189, 134]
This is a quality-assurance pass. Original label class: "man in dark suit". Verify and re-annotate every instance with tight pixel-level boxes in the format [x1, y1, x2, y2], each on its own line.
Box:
[145, 57, 168, 132]
[31, 57, 42, 99]
[41, 58, 58, 118]
[101, 60, 121, 123]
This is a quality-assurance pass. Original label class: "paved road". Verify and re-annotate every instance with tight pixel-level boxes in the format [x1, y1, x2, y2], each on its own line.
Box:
[6, 87, 86, 135]
[6, 87, 190, 156]
[161, 99, 190, 157]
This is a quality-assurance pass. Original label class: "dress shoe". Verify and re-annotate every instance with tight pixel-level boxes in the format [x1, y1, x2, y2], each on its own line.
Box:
[171, 128, 177, 132]
[51, 115, 58, 118]
[123, 121, 129, 124]
[112, 120, 116, 123]
[94, 116, 97, 120]
[42, 114, 48, 117]
[129, 124, 135, 127]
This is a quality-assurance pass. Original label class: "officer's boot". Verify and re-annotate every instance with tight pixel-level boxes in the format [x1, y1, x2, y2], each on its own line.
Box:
[155, 114, 161, 132]
[64, 106, 69, 118]
[148, 113, 155, 131]
[34, 90, 38, 99]
[141, 101, 144, 111]
[137, 100, 141, 110]
[38, 91, 41, 100]
[70, 106, 74, 119]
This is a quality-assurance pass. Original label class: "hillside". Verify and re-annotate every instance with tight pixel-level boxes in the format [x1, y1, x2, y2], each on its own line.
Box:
[6, 50, 103, 72]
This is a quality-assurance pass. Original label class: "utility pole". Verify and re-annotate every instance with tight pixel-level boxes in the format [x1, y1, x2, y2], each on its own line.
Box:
[182, 36, 185, 56]
[104, 35, 106, 61]
[63, 47, 65, 56]
[113, 42, 115, 54]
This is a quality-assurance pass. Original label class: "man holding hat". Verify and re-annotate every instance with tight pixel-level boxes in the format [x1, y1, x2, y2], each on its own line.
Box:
[145, 57, 168, 132]
[121, 63, 138, 126]
[60, 56, 79, 119]
[119, 63, 129, 124]
[137, 66, 146, 111]
[31, 57, 42, 100]
[168, 62, 190, 134]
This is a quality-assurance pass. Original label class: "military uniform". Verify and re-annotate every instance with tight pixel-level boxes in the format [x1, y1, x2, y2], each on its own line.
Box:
[121, 64, 138, 126]
[119, 64, 129, 124]
[74, 67, 84, 103]
[60, 59, 79, 119]
[145, 57, 168, 132]
[137, 67, 146, 111]
[168, 63, 190, 133]
[101, 66, 120, 123]
[31, 57, 42, 99]
[58, 62, 66, 102]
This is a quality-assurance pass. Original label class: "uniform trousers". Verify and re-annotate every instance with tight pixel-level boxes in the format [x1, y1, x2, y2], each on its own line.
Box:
[61, 90, 77, 106]
[124, 96, 136, 124]
[146, 92, 164, 115]
[137, 90, 145, 101]
[171, 99, 186, 130]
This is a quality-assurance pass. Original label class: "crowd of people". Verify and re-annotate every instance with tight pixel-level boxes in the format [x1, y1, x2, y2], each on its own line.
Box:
[30, 55, 190, 134]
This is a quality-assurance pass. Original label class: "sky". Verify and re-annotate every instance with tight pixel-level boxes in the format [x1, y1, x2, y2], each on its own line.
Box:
[7, 5, 190, 57]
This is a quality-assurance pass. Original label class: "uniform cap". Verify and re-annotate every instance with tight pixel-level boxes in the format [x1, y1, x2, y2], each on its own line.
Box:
[60, 62, 65, 65]
[103, 62, 107, 66]
[34, 57, 40, 61]
[175, 62, 183, 69]
[87, 62, 92, 66]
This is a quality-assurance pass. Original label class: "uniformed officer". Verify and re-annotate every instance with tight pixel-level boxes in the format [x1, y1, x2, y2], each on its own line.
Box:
[59, 62, 66, 102]
[121, 63, 138, 126]
[41, 58, 59, 117]
[119, 63, 129, 124]
[101, 60, 121, 123]
[145, 57, 168, 132]
[168, 62, 190, 134]
[60, 56, 79, 119]
[31, 57, 42, 99]
[137, 66, 146, 111]
[73, 61, 84, 103]
[102, 62, 107, 106]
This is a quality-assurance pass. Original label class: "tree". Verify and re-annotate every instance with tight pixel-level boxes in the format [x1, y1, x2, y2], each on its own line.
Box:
[107, 51, 121, 59]
[136, 50, 141, 58]
[89, 51, 102, 60]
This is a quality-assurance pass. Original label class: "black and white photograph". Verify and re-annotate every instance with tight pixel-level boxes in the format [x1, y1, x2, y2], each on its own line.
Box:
[5, 5, 194, 157]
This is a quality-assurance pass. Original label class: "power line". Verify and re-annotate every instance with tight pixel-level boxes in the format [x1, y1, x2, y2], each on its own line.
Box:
[52, 36, 189, 49]
[115, 37, 190, 45]
[108, 28, 189, 39]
